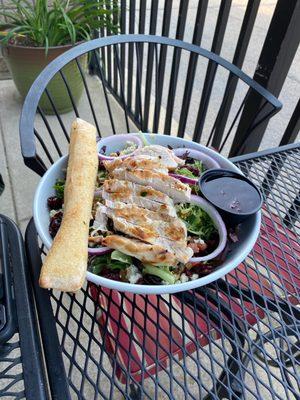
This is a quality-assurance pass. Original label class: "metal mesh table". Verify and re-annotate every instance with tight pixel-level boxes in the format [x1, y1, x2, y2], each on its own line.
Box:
[25, 143, 300, 400]
[0, 216, 47, 399]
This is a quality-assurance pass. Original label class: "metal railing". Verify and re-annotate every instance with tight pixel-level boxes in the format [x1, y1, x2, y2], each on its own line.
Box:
[93, 0, 300, 156]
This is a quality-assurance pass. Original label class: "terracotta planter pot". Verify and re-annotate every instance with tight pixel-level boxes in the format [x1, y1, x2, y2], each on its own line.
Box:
[2, 42, 87, 114]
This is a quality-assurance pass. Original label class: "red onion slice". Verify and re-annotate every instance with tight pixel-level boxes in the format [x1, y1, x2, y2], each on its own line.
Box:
[186, 195, 227, 262]
[173, 147, 221, 170]
[98, 134, 143, 161]
[169, 173, 198, 185]
[88, 246, 112, 256]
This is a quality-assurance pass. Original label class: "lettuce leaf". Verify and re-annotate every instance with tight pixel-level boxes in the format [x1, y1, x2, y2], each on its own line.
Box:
[176, 203, 217, 239]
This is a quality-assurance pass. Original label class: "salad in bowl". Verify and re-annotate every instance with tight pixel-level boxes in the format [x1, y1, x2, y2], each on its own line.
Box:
[34, 124, 260, 294]
[40, 131, 260, 294]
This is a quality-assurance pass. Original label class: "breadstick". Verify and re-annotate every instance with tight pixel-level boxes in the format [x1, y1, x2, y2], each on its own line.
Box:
[39, 118, 98, 292]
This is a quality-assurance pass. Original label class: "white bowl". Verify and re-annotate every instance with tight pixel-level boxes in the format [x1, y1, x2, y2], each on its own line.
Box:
[33, 134, 261, 294]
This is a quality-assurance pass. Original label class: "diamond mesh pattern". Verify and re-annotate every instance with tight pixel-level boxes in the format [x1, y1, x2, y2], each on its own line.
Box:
[0, 334, 25, 399]
[40, 146, 300, 399]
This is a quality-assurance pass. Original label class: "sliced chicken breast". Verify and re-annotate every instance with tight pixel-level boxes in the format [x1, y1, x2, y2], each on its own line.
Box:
[110, 218, 192, 263]
[99, 203, 192, 263]
[102, 235, 179, 266]
[103, 179, 173, 205]
[111, 169, 191, 203]
[104, 199, 176, 218]
[103, 203, 186, 239]
[102, 179, 176, 216]
[133, 145, 185, 170]
[103, 155, 168, 174]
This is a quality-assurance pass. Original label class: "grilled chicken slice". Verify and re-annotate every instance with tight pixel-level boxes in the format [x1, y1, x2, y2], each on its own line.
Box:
[102, 235, 179, 265]
[103, 155, 168, 174]
[104, 202, 185, 230]
[99, 203, 193, 263]
[105, 199, 176, 218]
[133, 145, 185, 170]
[102, 179, 176, 216]
[111, 218, 192, 263]
[111, 169, 191, 203]
[103, 179, 173, 205]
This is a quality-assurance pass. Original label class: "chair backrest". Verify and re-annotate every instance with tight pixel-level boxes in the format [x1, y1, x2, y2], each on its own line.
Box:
[19, 35, 281, 176]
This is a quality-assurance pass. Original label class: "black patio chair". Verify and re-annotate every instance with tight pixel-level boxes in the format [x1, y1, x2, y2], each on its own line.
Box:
[19, 35, 282, 176]
[19, 35, 292, 399]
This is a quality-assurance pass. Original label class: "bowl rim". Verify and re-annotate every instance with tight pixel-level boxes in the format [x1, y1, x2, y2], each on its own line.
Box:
[33, 133, 261, 294]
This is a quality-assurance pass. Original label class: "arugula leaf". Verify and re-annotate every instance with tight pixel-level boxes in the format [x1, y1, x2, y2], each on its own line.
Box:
[111, 250, 132, 264]
[176, 167, 197, 179]
[143, 265, 177, 284]
[191, 185, 201, 195]
[91, 251, 131, 275]
[193, 160, 205, 174]
[97, 169, 108, 184]
[90, 254, 109, 275]
[176, 203, 217, 239]
[109, 261, 129, 270]
[53, 179, 65, 199]
[175, 160, 205, 179]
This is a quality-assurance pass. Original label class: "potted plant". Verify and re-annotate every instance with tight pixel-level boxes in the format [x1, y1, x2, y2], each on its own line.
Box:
[0, 0, 118, 114]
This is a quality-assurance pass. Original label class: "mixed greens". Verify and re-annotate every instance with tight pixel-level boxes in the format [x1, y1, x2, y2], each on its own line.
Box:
[90, 251, 182, 285]
[47, 179, 65, 237]
[91, 250, 132, 275]
[176, 203, 217, 239]
[53, 179, 65, 199]
[97, 169, 109, 185]
[174, 156, 205, 179]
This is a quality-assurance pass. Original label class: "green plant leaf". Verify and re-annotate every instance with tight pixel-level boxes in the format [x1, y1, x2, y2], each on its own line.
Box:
[0, 0, 119, 49]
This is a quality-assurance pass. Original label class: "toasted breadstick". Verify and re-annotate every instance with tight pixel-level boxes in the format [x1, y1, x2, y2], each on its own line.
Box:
[39, 118, 98, 292]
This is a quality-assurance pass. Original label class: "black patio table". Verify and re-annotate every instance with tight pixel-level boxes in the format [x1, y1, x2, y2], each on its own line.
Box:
[21, 142, 299, 400]
[0, 216, 47, 399]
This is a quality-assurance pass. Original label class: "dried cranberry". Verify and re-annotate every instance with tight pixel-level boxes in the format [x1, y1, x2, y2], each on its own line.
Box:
[49, 212, 63, 238]
[101, 269, 121, 281]
[143, 274, 162, 285]
[98, 160, 106, 170]
[192, 264, 215, 276]
[47, 196, 63, 210]
[185, 269, 193, 277]
[133, 259, 144, 271]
